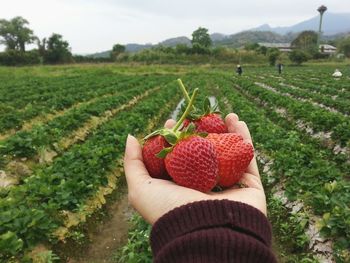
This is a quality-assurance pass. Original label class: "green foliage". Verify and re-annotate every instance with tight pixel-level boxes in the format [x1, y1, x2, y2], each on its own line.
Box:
[0, 16, 36, 52]
[1, 65, 350, 262]
[257, 45, 268, 55]
[214, 70, 350, 260]
[0, 231, 23, 257]
[0, 73, 180, 261]
[244, 42, 260, 51]
[267, 48, 281, 66]
[338, 37, 350, 58]
[43, 33, 72, 64]
[289, 49, 309, 65]
[111, 44, 126, 61]
[191, 43, 210, 55]
[175, 44, 192, 55]
[0, 50, 40, 66]
[291, 31, 318, 55]
[113, 215, 152, 263]
[191, 27, 212, 48]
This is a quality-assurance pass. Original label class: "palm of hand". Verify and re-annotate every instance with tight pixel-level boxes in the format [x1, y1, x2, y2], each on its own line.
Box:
[124, 113, 267, 225]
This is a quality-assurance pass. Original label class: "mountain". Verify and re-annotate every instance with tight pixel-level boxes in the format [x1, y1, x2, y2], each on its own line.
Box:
[88, 43, 153, 58]
[253, 12, 350, 35]
[159, 36, 191, 47]
[125, 43, 153, 52]
[214, 31, 294, 48]
[210, 33, 229, 42]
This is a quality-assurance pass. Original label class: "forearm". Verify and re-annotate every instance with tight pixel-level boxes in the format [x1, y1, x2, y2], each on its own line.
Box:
[151, 200, 277, 263]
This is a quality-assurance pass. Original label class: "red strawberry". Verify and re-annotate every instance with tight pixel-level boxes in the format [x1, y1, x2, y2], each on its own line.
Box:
[142, 135, 171, 180]
[183, 113, 228, 133]
[165, 135, 218, 192]
[207, 133, 254, 187]
[142, 87, 200, 180]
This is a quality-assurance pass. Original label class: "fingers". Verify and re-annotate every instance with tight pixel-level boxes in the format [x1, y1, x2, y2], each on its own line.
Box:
[225, 113, 239, 133]
[226, 114, 260, 178]
[164, 119, 176, 129]
[239, 173, 263, 190]
[124, 134, 150, 188]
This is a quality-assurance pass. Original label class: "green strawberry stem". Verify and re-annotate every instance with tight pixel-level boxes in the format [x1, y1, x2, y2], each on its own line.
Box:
[143, 86, 197, 142]
[177, 79, 191, 103]
[173, 88, 198, 131]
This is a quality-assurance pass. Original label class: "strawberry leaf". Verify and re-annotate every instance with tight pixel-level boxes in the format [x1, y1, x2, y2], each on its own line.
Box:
[163, 133, 177, 145]
[156, 147, 172, 158]
[203, 97, 211, 114]
[144, 129, 161, 141]
[197, 132, 208, 138]
[186, 123, 196, 133]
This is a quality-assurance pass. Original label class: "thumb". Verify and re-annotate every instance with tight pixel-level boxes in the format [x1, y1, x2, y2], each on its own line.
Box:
[124, 134, 150, 188]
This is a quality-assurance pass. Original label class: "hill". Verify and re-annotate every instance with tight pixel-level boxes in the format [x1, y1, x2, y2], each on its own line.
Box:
[253, 12, 350, 35]
[214, 31, 295, 47]
[159, 36, 191, 47]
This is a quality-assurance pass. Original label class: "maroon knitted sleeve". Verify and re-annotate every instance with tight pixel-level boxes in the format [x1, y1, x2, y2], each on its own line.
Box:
[150, 200, 277, 263]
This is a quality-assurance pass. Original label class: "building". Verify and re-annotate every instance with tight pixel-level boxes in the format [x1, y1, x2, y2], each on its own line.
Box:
[319, 44, 337, 54]
[258, 43, 293, 52]
[258, 42, 337, 54]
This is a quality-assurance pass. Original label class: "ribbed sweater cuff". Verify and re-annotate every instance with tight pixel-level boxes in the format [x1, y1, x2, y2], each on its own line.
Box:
[151, 200, 272, 258]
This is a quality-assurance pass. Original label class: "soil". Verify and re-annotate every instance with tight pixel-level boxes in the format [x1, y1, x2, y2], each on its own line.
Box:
[57, 189, 133, 263]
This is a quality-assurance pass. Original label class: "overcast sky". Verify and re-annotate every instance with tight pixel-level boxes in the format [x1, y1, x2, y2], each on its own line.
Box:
[0, 0, 349, 54]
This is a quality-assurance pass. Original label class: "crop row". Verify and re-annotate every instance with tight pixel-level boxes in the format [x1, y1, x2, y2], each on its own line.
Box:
[252, 77, 350, 115]
[211, 73, 349, 261]
[281, 71, 350, 94]
[0, 77, 172, 163]
[0, 75, 173, 133]
[234, 76, 350, 147]
[0, 77, 182, 261]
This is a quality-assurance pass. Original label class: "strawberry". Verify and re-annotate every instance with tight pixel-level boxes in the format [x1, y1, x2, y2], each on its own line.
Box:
[164, 135, 218, 192]
[183, 113, 228, 133]
[142, 135, 170, 179]
[142, 87, 200, 180]
[177, 79, 227, 134]
[207, 133, 254, 187]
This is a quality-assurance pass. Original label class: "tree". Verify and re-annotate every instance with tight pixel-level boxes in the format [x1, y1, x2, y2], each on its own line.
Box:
[44, 33, 72, 64]
[37, 37, 46, 57]
[289, 50, 309, 65]
[175, 44, 191, 55]
[0, 16, 36, 52]
[338, 37, 350, 58]
[191, 27, 212, 48]
[267, 48, 281, 66]
[111, 43, 126, 60]
[291, 31, 318, 55]
[244, 42, 259, 51]
[257, 46, 268, 56]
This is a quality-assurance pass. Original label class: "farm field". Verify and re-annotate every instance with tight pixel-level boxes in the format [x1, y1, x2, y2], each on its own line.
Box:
[0, 64, 349, 263]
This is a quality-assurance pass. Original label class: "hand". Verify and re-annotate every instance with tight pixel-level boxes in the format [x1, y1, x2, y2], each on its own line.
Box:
[124, 113, 267, 225]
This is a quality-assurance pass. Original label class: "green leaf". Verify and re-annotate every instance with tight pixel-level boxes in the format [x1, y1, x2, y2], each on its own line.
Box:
[156, 147, 172, 158]
[163, 133, 177, 145]
[143, 130, 161, 141]
[197, 132, 208, 138]
[186, 123, 196, 133]
[203, 97, 211, 113]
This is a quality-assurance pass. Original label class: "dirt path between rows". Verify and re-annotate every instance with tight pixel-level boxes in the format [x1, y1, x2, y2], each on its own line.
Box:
[64, 193, 133, 263]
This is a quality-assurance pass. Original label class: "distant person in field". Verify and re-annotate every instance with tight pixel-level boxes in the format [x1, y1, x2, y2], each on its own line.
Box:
[277, 63, 283, 74]
[124, 113, 277, 263]
[236, 64, 243, 76]
[332, 69, 342, 78]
